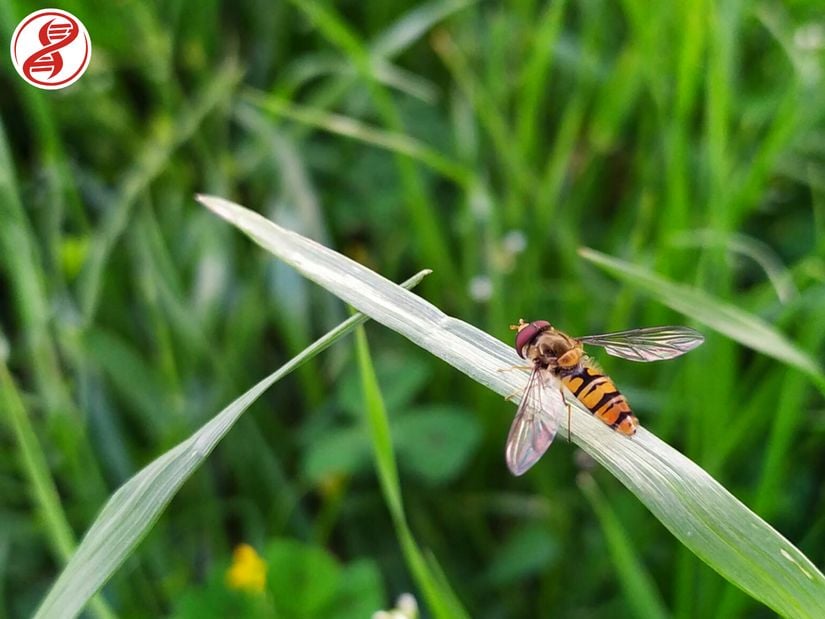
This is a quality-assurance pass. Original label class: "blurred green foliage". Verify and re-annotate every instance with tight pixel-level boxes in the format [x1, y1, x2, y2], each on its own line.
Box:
[1, 0, 824, 617]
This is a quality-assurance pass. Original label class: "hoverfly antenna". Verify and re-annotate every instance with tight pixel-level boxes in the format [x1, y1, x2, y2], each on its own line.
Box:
[509, 318, 528, 332]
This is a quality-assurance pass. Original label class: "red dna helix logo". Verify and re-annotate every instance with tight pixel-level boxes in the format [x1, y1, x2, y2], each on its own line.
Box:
[10, 9, 92, 90]
[23, 16, 79, 80]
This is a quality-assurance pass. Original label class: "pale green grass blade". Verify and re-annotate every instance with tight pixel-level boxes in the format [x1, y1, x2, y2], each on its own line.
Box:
[669, 230, 798, 303]
[355, 326, 469, 619]
[578, 247, 825, 389]
[243, 93, 473, 186]
[198, 195, 825, 618]
[280, 54, 438, 102]
[370, 0, 476, 58]
[33, 271, 430, 619]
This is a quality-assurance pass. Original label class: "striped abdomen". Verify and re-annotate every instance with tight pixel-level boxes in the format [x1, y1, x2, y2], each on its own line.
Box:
[560, 365, 638, 435]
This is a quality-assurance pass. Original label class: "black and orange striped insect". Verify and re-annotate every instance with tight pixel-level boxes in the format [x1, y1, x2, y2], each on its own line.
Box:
[505, 319, 704, 475]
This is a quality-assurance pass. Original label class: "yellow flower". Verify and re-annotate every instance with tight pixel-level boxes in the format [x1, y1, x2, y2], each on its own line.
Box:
[226, 544, 267, 593]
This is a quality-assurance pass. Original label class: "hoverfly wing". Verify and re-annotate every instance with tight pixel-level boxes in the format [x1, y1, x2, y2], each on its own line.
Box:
[505, 366, 563, 476]
[577, 326, 704, 362]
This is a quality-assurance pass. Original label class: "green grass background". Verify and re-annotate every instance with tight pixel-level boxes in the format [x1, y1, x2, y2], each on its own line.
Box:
[1, 0, 824, 617]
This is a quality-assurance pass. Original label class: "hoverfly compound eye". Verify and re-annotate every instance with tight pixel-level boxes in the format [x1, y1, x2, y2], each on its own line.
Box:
[514, 320, 551, 358]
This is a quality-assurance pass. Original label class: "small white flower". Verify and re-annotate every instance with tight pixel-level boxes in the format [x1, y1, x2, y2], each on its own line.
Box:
[373, 593, 418, 619]
[396, 592, 418, 617]
[502, 230, 527, 255]
[794, 23, 825, 51]
[469, 275, 493, 302]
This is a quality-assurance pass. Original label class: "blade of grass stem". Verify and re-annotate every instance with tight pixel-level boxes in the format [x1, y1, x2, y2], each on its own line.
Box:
[370, 0, 476, 58]
[355, 325, 470, 619]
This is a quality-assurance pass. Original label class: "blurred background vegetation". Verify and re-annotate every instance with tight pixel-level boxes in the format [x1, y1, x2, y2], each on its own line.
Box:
[1, 0, 824, 617]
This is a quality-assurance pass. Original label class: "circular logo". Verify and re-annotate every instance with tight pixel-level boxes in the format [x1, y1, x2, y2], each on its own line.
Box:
[10, 8, 92, 90]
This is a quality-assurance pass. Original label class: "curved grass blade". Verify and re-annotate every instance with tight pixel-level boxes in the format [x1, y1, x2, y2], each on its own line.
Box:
[33, 271, 431, 619]
[197, 195, 825, 618]
[578, 247, 825, 388]
[244, 93, 473, 186]
[355, 326, 469, 619]
[370, 0, 476, 58]
[669, 229, 798, 303]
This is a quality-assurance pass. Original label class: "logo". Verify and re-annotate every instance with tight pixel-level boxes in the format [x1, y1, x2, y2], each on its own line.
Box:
[10, 8, 91, 90]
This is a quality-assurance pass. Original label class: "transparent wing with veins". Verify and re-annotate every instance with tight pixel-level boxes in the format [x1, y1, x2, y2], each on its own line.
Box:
[505, 366, 564, 476]
[577, 326, 704, 362]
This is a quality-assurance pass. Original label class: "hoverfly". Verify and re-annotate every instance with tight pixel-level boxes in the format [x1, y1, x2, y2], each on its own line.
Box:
[505, 319, 704, 475]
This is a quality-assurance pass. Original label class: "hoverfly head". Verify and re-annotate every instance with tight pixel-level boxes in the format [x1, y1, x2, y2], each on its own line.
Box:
[511, 319, 552, 358]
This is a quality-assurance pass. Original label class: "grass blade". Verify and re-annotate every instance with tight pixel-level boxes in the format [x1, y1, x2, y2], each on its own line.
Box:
[370, 0, 476, 58]
[198, 194, 825, 618]
[355, 325, 469, 619]
[33, 270, 431, 619]
[243, 93, 472, 186]
[578, 247, 825, 387]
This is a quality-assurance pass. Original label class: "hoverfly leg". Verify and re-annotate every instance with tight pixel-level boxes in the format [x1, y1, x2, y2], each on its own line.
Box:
[562, 387, 572, 442]
[499, 361, 538, 402]
[497, 364, 534, 373]
[498, 364, 534, 402]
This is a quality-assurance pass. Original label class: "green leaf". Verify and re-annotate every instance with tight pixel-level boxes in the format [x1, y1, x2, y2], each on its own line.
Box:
[483, 524, 560, 586]
[172, 575, 265, 619]
[172, 542, 383, 619]
[337, 354, 432, 417]
[332, 559, 385, 619]
[266, 539, 341, 618]
[394, 405, 482, 484]
[302, 426, 371, 482]
[198, 195, 825, 619]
